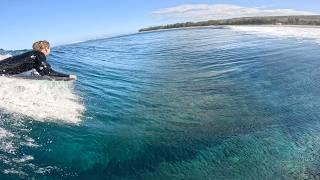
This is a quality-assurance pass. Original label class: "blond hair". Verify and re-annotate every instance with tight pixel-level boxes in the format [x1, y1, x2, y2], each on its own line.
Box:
[32, 40, 50, 51]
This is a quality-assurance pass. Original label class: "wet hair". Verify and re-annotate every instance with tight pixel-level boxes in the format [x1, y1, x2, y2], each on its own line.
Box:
[32, 40, 50, 51]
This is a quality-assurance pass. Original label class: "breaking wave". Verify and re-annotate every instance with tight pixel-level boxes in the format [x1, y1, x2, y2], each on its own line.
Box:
[0, 76, 84, 124]
[229, 25, 320, 44]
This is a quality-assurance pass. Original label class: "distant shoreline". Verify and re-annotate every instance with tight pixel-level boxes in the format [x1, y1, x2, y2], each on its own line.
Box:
[139, 15, 320, 32]
[137, 24, 320, 33]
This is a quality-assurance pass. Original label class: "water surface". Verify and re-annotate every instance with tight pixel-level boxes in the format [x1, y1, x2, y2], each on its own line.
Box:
[1, 26, 320, 179]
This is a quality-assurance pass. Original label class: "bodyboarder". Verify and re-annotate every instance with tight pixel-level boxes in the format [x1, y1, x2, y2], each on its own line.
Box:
[0, 40, 77, 80]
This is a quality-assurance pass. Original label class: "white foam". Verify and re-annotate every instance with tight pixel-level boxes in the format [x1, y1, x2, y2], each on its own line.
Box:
[13, 155, 34, 163]
[3, 168, 27, 176]
[0, 127, 13, 138]
[0, 128, 17, 154]
[0, 76, 85, 124]
[34, 166, 61, 175]
[229, 25, 320, 44]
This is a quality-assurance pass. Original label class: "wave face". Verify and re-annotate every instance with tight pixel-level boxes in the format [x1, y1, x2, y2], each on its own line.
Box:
[1, 26, 320, 179]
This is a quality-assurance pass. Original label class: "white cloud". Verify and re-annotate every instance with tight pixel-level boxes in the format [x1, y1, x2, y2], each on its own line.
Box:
[153, 4, 316, 21]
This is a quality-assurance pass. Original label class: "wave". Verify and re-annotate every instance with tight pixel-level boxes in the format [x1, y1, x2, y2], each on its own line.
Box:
[0, 76, 84, 124]
[229, 25, 320, 44]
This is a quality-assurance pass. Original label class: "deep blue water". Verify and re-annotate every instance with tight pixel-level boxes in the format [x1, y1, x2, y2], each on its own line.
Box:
[1, 27, 320, 179]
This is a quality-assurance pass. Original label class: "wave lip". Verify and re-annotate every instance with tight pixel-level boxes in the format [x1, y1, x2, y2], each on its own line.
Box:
[0, 76, 85, 124]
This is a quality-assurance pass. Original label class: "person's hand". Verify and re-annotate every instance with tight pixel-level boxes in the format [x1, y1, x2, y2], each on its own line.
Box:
[69, 74, 77, 80]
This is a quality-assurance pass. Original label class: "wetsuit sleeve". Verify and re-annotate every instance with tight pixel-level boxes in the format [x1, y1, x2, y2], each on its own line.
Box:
[34, 54, 69, 77]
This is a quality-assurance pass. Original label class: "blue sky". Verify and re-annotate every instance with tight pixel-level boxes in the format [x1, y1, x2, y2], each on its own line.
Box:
[0, 0, 319, 50]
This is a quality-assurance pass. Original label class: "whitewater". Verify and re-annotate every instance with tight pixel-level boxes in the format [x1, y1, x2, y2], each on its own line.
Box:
[229, 25, 320, 44]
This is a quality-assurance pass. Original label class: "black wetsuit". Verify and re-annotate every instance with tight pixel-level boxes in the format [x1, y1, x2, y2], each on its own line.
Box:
[0, 51, 69, 77]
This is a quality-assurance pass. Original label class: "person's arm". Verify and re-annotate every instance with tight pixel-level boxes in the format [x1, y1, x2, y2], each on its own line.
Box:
[37, 60, 70, 77]
[34, 52, 70, 77]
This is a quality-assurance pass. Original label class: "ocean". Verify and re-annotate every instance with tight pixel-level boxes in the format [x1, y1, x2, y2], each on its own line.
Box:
[1, 26, 320, 179]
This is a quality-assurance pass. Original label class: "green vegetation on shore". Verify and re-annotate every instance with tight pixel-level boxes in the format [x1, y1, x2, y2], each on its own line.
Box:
[139, 15, 320, 32]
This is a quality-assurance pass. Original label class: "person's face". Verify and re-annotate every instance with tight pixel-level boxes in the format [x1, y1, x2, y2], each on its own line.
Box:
[43, 48, 51, 56]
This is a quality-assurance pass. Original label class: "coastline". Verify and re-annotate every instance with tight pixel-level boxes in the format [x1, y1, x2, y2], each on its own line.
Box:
[137, 24, 320, 33]
[139, 15, 320, 32]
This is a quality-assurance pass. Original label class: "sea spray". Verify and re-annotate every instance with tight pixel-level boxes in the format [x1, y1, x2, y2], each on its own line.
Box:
[0, 76, 85, 123]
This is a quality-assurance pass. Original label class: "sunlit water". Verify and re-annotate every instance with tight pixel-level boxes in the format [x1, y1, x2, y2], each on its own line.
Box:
[1, 26, 320, 179]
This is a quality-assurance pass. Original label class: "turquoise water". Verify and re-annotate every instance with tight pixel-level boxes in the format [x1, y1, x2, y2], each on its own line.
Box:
[1, 27, 320, 179]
